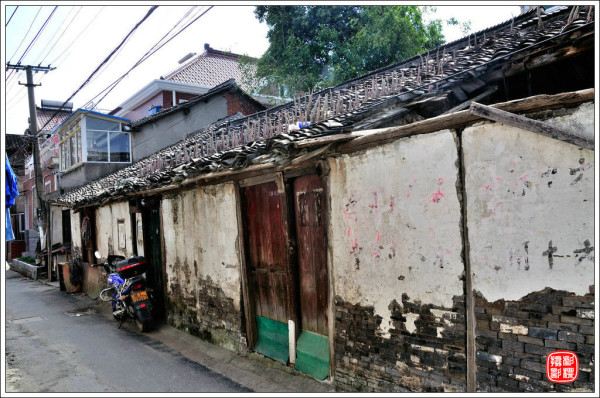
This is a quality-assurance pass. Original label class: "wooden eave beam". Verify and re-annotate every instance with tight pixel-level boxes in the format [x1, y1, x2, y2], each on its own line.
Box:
[469, 102, 593, 149]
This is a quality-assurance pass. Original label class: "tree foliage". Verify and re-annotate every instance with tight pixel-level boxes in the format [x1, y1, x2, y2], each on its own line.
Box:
[254, 5, 446, 94]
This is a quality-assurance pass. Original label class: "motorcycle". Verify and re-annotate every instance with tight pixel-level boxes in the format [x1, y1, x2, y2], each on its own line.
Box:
[95, 251, 153, 332]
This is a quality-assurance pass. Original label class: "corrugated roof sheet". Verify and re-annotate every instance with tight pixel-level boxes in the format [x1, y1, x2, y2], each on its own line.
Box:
[57, 6, 594, 208]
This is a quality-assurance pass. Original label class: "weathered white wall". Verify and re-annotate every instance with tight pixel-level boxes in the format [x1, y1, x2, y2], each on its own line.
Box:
[328, 130, 465, 336]
[50, 205, 63, 245]
[95, 201, 133, 258]
[544, 102, 594, 142]
[161, 182, 241, 309]
[70, 210, 81, 252]
[464, 107, 594, 302]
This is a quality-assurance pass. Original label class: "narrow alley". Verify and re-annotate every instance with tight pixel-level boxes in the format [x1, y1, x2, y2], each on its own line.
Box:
[4, 270, 330, 393]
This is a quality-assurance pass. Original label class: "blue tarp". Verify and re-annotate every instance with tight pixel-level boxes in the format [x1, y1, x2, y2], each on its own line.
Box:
[6, 155, 19, 241]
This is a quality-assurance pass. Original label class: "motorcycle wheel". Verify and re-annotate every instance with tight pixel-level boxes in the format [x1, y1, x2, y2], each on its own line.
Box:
[135, 318, 151, 332]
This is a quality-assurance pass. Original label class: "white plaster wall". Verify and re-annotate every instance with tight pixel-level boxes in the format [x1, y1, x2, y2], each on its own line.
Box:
[464, 110, 594, 302]
[71, 210, 81, 252]
[50, 205, 63, 245]
[544, 102, 594, 142]
[328, 130, 464, 337]
[110, 201, 132, 257]
[161, 182, 241, 309]
[95, 201, 133, 258]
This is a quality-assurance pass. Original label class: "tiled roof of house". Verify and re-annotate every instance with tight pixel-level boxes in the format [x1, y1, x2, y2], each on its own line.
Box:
[56, 6, 594, 208]
[164, 43, 256, 92]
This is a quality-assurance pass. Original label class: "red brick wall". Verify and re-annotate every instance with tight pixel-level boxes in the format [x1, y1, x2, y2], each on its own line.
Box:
[224, 92, 264, 116]
[175, 92, 198, 105]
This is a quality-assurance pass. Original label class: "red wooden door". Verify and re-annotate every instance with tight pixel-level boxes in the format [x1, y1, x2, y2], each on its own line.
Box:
[293, 175, 328, 335]
[242, 181, 293, 323]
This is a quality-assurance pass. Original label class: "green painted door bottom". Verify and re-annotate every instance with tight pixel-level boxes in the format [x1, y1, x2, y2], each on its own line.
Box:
[295, 330, 330, 380]
[254, 316, 289, 364]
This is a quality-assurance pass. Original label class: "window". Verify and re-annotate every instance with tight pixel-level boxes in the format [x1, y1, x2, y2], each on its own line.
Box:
[59, 115, 131, 170]
[85, 116, 130, 163]
[60, 122, 82, 170]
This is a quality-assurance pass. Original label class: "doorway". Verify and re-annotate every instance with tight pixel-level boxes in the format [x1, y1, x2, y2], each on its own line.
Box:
[241, 173, 330, 379]
[139, 197, 166, 323]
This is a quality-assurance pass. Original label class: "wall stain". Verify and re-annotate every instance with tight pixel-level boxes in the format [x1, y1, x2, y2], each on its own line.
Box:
[523, 241, 529, 271]
[573, 239, 594, 263]
[542, 240, 557, 269]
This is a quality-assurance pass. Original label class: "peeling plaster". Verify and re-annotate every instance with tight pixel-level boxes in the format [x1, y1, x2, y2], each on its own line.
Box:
[328, 130, 464, 338]
[463, 106, 594, 301]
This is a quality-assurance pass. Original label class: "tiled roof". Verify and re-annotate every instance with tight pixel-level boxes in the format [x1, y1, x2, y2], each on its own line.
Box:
[164, 44, 256, 92]
[36, 108, 72, 134]
[56, 6, 594, 208]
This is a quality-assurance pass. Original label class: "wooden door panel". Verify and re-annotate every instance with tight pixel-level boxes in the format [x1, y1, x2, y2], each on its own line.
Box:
[293, 175, 328, 335]
[242, 182, 291, 323]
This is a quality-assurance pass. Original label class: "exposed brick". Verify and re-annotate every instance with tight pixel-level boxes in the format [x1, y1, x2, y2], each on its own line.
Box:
[544, 339, 576, 350]
[528, 327, 557, 340]
[478, 329, 498, 339]
[498, 332, 518, 341]
[520, 360, 546, 373]
[497, 376, 519, 391]
[524, 344, 554, 356]
[584, 335, 594, 345]
[512, 367, 543, 380]
[557, 330, 585, 343]
[501, 340, 524, 353]
[334, 295, 465, 392]
[476, 351, 503, 364]
[562, 296, 593, 308]
[578, 325, 595, 335]
[499, 324, 528, 335]
[560, 315, 593, 325]
[517, 335, 544, 346]
[576, 343, 595, 355]
[551, 305, 577, 315]
[547, 321, 578, 332]
[576, 309, 594, 319]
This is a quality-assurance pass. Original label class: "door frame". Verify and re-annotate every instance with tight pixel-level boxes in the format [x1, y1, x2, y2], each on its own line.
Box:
[237, 172, 298, 349]
[236, 164, 334, 376]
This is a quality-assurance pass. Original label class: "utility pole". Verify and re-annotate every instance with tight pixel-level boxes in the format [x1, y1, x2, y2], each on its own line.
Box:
[7, 63, 55, 279]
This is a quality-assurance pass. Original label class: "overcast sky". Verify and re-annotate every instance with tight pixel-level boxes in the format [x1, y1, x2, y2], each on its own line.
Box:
[2, 3, 521, 135]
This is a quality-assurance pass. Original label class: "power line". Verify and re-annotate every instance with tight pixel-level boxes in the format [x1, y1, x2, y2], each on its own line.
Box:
[6, 6, 42, 81]
[6, 5, 19, 26]
[36, 5, 159, 135]
[46, 6, 106, 66]
[14, 6, 59, 66]
[38, 6, 82, 64]
[83, 5, 200, 109]
[89, 6, 213, 110]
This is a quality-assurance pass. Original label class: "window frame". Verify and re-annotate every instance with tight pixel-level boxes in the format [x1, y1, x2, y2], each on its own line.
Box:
[59, 115, 132, 172]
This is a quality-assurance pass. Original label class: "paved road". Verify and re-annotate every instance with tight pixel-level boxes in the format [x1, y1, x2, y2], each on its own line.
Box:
[4, 270, 249, 393]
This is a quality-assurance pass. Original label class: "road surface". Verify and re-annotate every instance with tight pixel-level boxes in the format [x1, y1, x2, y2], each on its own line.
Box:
[4, 270, 249, 393]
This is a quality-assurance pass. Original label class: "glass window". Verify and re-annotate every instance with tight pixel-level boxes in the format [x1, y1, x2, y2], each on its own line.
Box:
[86, 117, 120, 131]
[87, 130, 109, 161]
[110, 132, 130, 162]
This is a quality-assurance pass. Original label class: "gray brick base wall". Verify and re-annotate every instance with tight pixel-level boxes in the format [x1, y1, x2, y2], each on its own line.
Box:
[334, 294, 467, 392]
[474, 287, 594, 392]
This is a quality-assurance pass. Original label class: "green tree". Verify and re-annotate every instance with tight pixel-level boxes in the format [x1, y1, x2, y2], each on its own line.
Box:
[255, 5, 446, 94]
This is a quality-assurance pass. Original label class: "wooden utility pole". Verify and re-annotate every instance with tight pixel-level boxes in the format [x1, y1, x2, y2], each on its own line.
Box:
[7, 63, 55, 279]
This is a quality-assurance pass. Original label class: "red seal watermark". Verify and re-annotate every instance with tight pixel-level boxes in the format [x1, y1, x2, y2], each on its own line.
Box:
[546, 350, 579, 383]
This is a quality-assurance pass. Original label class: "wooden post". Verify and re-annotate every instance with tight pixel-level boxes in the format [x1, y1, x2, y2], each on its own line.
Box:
[234, 183, 256, 349]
